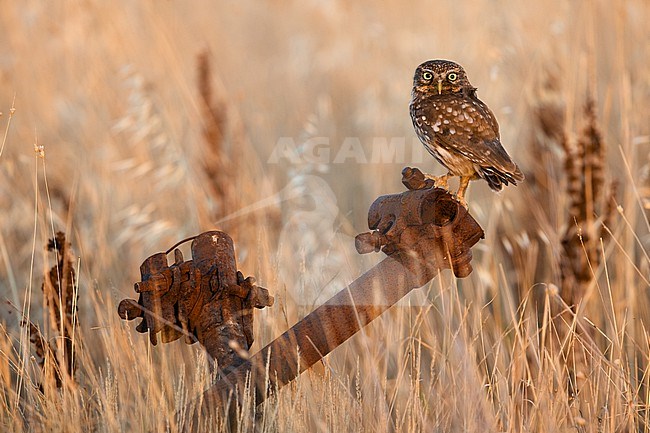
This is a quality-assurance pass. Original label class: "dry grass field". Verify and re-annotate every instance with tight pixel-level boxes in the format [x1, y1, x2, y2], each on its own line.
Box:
[1, 1, 650, 432]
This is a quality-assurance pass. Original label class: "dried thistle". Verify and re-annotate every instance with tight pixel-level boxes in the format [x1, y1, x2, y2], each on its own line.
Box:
[197, 50, 231, 219]
[19, 232, 78, 391]
[559, 98, 615, 306]
[198, 51, 227, 155]
[195, 51, 281, 274]
[41, 231, 78, 387]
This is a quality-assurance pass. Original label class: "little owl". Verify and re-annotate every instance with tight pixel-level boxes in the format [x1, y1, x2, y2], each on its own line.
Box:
[410, 59, 524, 206]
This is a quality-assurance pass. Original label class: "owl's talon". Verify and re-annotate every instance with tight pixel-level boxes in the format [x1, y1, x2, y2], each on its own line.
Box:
[434, 176, 449, 190]
[455, 176, 470, 208]
[424, 173, 450, 190]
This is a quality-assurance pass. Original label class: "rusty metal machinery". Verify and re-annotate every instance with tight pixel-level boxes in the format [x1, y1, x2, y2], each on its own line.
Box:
[117, 231, 274, 371]
[117, 167, 485, 430]
[355, 166, 481, 277]
[194, 167, 483, 422]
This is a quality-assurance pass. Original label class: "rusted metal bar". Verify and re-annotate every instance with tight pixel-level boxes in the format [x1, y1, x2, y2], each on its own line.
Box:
[190, 167, 484, 423]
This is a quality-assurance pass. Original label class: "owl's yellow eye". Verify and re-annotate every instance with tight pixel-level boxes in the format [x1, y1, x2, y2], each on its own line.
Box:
[422, 71, 433, 81]
[447, 72, 458, 81]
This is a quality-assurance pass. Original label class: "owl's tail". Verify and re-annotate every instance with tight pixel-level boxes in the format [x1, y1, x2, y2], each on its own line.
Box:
[479, 165, 525, 191]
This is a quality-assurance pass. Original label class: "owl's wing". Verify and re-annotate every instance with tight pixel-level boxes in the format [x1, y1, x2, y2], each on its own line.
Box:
[426, 94, 524, 189]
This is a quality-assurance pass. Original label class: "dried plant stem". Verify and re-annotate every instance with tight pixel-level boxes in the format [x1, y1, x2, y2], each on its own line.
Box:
[0, 96, 15, 159]
[16, 143, 40, 409]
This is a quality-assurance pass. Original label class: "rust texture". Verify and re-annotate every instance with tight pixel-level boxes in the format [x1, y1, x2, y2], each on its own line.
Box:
[118, 231, 273, 370]
[191, 167, 484, 422]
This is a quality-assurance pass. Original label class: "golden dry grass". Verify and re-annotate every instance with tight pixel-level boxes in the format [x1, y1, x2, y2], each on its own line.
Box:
[1, 1, 650, 432]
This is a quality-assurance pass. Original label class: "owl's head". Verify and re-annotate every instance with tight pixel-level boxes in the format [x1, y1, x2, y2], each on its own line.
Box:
[412, 60, 474, 95]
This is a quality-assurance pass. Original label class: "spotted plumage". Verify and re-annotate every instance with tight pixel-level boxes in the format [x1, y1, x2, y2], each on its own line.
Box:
[409, 59, 524, 206]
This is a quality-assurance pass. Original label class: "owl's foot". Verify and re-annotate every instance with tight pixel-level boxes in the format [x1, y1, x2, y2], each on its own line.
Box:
[455, 176, 471, 208]
[424, 172, 450, 190]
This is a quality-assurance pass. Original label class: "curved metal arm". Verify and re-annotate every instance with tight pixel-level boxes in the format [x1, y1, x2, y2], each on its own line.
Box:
[189, 167, 484, 428]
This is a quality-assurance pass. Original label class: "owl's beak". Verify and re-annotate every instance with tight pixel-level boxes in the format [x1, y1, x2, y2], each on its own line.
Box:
[437, 80, 442, 95]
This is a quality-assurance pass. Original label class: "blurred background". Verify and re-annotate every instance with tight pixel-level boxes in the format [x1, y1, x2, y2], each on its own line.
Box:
[1, 1, 649, 431]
